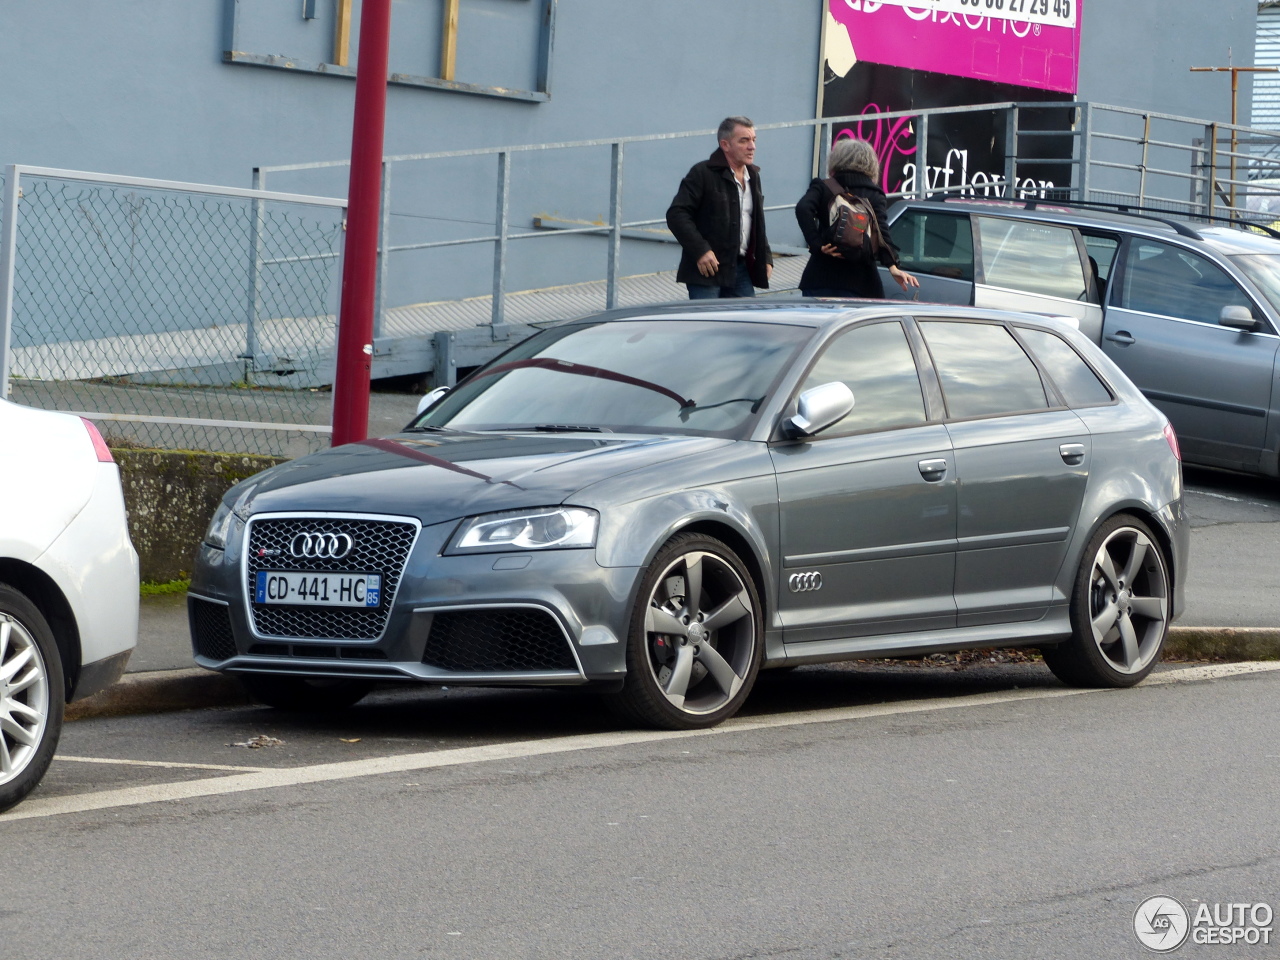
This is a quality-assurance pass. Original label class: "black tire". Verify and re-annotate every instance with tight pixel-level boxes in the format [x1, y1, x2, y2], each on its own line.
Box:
[240, 674, 373, 711]
[1043, 514, 1171, 688]
[608, 532, 763, 730]
[0, 584, 65, 813]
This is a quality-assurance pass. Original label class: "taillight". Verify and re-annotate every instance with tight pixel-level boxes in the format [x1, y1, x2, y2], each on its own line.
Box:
[81, 417, 114, 463]
[1162, 422, 1181, 462]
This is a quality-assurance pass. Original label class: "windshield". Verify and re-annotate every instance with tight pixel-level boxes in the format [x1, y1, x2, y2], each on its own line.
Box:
[1230, 254, 1280, 319]
[413, 319, 813, 438]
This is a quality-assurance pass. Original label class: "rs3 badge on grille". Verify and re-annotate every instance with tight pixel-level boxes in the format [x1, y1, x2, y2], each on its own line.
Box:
[255, 571, 381, 607]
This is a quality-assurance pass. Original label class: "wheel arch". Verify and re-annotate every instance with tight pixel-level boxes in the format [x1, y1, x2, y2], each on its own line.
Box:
[674, 519, 770, 615]
[0, 559, 81, 701]
[1073, 503, 1178, 591]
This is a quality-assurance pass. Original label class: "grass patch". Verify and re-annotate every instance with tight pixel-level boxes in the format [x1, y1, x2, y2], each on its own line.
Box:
[140, 578, 190, 597]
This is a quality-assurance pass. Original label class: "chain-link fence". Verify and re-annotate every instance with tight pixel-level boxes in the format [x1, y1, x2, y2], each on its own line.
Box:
[0, 166, 346, 458]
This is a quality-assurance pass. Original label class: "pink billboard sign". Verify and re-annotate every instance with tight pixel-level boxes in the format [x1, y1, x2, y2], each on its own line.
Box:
[828, 1, 1081, 94]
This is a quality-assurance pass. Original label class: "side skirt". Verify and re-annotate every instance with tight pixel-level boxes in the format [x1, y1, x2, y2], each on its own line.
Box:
[776, 606, 1071, 666]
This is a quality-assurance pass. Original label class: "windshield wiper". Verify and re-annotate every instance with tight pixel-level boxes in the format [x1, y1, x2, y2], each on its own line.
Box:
[473, 357, 694, 408]
[404, 424, 454, 433]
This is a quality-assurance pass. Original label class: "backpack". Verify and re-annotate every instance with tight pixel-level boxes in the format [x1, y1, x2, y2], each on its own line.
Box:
[822, 178, 883, 260]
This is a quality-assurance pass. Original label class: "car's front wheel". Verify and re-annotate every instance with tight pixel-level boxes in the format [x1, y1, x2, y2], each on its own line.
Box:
[610, 533, 763, 730]
[240, 674, 373, 712]
[1043, 514, 1171, 687]
[0, 584, 64, 813]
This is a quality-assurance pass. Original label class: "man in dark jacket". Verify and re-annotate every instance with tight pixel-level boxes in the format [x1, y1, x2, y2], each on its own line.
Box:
[666, 116, 773, 298]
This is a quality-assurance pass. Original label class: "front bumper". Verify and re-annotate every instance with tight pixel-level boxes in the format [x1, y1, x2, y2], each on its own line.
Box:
[189, 515, 640, 686]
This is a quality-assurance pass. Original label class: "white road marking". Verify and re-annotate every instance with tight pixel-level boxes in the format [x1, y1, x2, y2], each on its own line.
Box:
[54, 756, 271, 773]
[1186, 488, 1274, 508]
[4, 662, 1277, 824]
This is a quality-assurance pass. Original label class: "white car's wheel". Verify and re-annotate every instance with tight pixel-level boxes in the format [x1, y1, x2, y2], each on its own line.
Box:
[0, 584, 64, 813]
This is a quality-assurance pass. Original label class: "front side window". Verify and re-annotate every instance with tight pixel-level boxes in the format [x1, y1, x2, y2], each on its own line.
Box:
[919, 320, 1049, 419]
[1228, 254, 1280, 327]
[414, 319, 812, 439]
[891, 211, 975, 281]
[1118, 240, 1252, 325]
[974, 217, 1088, 301]
[800, 321, 927, 436]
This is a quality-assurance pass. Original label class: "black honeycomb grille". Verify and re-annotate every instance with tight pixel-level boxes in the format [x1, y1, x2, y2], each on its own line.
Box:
[190, 597, 237, 661]
[423, 609, 577, 673]
[245, 516, 418, 640]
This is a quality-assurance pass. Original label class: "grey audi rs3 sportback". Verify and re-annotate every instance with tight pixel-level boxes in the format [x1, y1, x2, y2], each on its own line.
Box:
[189, 301, 1188, 730]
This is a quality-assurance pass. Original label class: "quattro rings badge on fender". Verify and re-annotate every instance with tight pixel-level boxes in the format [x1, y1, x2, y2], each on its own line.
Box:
[788, 571, 823, 593]
[289, 532, 354, 560]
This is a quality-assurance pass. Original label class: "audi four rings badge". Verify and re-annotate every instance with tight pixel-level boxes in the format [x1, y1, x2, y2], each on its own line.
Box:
[788, 571, 822, 593]
[289, 532, 355, 559]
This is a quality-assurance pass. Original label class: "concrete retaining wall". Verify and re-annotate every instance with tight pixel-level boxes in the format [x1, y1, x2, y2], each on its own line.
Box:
[114, 449, 284, 583]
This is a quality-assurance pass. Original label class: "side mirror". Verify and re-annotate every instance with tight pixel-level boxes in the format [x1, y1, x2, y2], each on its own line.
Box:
[785, 381, 854, 438]
[1219, 305, 1258, 331]
[416, 386, 450, 415]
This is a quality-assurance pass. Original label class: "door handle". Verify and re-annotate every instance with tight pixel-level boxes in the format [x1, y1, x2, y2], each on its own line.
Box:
[918, 458, 948, 481]
[1059, 443, 1086, 465]
[1105, 330, 1136, 345]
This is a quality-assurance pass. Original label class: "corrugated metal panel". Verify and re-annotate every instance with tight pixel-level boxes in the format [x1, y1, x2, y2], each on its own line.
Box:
[1254, 5, 1280, 130]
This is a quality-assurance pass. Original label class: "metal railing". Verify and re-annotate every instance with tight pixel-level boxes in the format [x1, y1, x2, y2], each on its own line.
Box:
[8, 102, 1280, 457]
[255, 101, 1280, 341]
[0, 165, 347, 457]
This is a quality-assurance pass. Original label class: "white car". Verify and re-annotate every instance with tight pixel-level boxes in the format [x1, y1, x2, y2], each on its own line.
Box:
[0, 399, 138, 812]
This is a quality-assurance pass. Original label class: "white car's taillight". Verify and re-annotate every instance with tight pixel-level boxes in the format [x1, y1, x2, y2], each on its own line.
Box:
[81, 418, 114, 463]
[1163, 422, 1181, 462]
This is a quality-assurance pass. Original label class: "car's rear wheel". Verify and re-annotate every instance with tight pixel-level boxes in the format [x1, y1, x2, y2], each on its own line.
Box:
[0, 584, 64, 813]
[610, 533, 762, 730]
[240, 674, 373, 712]
[1043, 515, 1170, 687]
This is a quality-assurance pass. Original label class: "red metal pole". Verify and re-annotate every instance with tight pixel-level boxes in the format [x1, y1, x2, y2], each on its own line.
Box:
[331, 0, 393, 446]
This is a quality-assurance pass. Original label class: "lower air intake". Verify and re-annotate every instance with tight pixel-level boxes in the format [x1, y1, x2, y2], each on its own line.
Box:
[423, 608, 576, 673]
[190, 597, 237, 661]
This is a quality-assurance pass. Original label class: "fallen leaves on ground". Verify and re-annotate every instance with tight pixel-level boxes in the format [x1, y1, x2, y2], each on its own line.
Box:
[229, 735, 286, 749]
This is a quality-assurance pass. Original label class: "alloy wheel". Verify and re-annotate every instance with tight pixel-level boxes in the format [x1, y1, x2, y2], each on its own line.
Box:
[1086, 526, 1169, 675]
[0, 613, 51, 787]
[642, 549, 757, 716]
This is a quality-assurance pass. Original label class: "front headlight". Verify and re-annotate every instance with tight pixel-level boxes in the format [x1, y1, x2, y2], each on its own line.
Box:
[203, 481, 259, 549]
[204, 501, 236, 549]
[445, 507, 598, 555]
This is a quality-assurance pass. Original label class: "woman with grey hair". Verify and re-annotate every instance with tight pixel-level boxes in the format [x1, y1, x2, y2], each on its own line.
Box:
[794, 138, 918, 298]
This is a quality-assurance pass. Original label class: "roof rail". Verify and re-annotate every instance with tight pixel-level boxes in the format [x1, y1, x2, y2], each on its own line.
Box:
[1021, 198, 1208, 240]
[1028, 197, 1280, 242]
[931, 193, 1280, 243]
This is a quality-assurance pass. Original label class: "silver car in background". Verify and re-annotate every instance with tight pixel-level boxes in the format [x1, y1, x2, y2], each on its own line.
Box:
[191, 302, 1187, 730]
[882, 198, 1280, 478]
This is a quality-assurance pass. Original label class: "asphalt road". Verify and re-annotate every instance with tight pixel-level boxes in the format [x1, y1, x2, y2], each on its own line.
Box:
[1182, 465, 1280, 626]
[5, 661, 1279, 959]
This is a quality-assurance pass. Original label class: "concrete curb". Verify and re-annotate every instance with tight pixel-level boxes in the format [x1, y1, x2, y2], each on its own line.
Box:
[1165, 626, 1280, 662]
[66, 668, 252, 721]
[62, 626, 1280, 721]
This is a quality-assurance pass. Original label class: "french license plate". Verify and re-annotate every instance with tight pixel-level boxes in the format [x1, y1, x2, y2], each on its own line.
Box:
[254, 571, 381, 608]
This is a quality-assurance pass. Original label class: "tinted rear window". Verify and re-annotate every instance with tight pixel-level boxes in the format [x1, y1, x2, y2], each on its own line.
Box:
[1016, 328, 1113, 407]
[919, 320, 1049, 419]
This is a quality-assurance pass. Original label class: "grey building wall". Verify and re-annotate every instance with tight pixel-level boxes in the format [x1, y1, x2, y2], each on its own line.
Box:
[0, 1, 822, 185]
[0, 0, 830, 305]
[1077, 0, 1257, 124]
[0, 0, 1262, 310]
